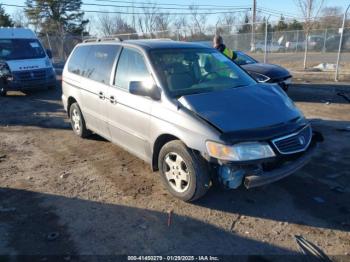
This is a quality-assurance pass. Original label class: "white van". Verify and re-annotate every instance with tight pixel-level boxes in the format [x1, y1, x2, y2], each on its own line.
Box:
[0, 28, 56, 96]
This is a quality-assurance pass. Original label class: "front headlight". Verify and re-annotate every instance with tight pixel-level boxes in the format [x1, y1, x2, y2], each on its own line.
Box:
[249, 72, 270, 83]
[206, 141, 275, 161]
[0, 62, 11, 78]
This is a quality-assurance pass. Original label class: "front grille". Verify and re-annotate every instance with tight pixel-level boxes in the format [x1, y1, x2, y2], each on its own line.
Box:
[14, 69, 47, 82]
[272, 125, 312, 154]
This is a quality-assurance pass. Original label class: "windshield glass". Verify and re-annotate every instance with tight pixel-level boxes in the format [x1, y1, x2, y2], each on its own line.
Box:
[0, 39, 46, 60]
[235, 51, 258, 65]
[150, 48, 256, 97]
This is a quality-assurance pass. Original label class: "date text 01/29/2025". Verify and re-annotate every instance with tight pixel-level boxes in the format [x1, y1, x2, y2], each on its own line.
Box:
[127, 256, 220, 261]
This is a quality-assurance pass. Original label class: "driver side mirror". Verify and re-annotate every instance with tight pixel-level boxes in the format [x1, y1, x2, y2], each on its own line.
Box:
[129, 80, 161, 101]
[46, 49, 53, 59]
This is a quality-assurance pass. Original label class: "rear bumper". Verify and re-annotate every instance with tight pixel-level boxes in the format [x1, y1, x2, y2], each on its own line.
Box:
[243, 132, 322, 188]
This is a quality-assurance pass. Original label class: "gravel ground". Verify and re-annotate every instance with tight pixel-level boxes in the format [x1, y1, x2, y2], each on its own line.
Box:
[0, 82, 350, 260]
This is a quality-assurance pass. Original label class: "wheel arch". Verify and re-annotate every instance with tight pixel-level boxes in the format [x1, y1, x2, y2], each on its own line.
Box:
[152, 134, 181, 171]
[67, 96, 77, 117]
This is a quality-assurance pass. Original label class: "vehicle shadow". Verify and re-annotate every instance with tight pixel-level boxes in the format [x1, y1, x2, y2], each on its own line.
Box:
[0, 187, 299, 257]
[195, 118, 350, 233]
[0, 83, 69, 130]
[289, 83, 350, 104]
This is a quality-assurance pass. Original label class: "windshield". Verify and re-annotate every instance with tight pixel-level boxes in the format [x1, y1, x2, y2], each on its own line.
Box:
[0, 39, 46, 60]
[235, 51, 258, 65]
[150, 48, 256, 97]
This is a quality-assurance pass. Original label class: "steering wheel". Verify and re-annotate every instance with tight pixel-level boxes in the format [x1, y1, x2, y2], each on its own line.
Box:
[199, 72, 220, 83]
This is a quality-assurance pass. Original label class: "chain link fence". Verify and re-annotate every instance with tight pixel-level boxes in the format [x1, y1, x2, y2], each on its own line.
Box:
[38, 24, 350, 82]
[223, 27, 350, 81]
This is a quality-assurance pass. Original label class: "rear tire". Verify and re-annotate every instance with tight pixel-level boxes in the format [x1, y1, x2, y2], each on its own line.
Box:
[158, 140, 210, 202]
[69, 102, 91, 138]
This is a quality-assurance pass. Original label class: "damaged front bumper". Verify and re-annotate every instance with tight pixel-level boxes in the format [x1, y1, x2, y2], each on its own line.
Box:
[215, 131, 323, 189]
[244, 140, 317, 188]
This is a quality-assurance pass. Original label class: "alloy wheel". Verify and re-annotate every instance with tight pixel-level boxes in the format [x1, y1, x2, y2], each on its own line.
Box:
[71, 108, 81, 133]
[164, 152, 190, 193]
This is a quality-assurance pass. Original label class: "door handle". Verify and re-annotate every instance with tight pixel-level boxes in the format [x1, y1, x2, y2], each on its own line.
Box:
[98, 91, 105, 99]
[109, 95, 116, 104]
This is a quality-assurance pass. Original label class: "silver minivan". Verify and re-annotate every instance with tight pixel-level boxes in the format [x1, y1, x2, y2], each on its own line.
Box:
[62, 39, 322, 201]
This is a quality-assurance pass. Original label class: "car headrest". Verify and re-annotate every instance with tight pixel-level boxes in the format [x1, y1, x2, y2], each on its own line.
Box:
[167, 63, 189, 74]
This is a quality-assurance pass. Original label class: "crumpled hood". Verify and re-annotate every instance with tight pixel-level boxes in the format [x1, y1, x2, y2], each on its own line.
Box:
[178, 84, 302, 133]
[242, 63, 290, 79]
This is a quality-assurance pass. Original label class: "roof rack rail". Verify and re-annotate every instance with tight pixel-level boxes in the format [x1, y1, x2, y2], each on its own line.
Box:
[133, 38, 173, 41]
[83, 36, 123, 43]
[100, 36, 123, 42]
[83, 38, 98, 43]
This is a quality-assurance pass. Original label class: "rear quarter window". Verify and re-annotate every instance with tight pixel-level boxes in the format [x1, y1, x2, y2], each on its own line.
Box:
[84, 45, 120, 84]
[67, 45, 90, 75]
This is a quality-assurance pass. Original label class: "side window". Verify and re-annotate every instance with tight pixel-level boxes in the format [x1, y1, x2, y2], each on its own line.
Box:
[114, 48, 149, 90]
[84, 45, 120, 84]
[68, 46, 90, 75]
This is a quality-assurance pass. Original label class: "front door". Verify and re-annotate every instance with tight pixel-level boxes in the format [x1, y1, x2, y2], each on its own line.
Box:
[106, 47, 153, 162]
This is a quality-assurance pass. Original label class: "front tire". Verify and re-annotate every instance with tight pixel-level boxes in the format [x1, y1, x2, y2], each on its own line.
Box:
[69, 102, 91, 138]
[158, 140, 210, 202]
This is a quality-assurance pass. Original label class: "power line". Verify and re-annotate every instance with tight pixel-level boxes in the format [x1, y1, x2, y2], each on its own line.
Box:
[89, 0, 252, 8]
[82, 2, 250, 11]
[0, 3, 250, 15]
[257, 9, 299, 19]
[257, 7, 299, 18]
[0, 3, 26, 8]
[0, 1, 251, 10]
[1, 3, 336, 20]
[82, 9, 250, 15]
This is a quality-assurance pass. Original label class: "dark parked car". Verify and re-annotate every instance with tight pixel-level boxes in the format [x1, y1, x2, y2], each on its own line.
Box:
[235, 51, 292, 91]
[325, 34, 350, 52]
[195, 42, 291, 91]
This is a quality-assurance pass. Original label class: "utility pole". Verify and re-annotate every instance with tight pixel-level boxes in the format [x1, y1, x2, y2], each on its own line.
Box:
[303, 0, 311, 69]
[264, 15, 271, 63]
[251, 0, 257, 51]
[132, 0, 135, 30]
[335, 4, 350, 81]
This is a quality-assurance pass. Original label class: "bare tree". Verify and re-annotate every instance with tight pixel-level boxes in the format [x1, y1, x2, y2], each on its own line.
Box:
[215, 13, 237, 35]
[98, 12, 136, 37]
[223, 13, 237, 30]
[85, 15, 96, 36]
[295, 0, 324, 69]
[115, 15, 137, 35]
[318, 7, 342, 28]
[12, 9, 29, 28]
[98, 13, 115, 36]
[137, 3, 158, 36]
[154, 13, 171, 31]
[189, 4, 207, 38]
[173, 15, 187, 39]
